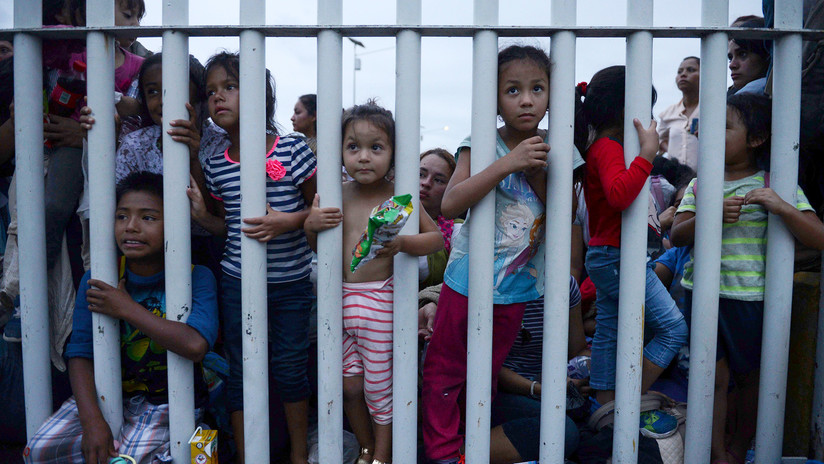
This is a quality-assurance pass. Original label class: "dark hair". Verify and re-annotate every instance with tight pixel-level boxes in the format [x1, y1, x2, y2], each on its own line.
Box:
[682, 56, 700, 65]
[116, 171, 163, 205]
[420, 148, 456, 177]
[64, 0, 147, 25]
[730, 16, 771, 67]
[43, 0, 69, 25]
[137, 53, 207, 124]
[341, 99, 395, 163]
[727, 92, 772, 170]
[0, 57, 12, 124]
[573, 65, 658, 155]
[204, 51, 277, 134]
[498, 44, 551, 81]
[651, 157, 696, 198]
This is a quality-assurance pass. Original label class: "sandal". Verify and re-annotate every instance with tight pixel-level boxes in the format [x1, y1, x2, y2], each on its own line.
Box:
[355, 447, 372, 464]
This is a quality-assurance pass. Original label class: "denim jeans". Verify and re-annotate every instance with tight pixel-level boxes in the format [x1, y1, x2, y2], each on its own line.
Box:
[220, 274, 313, 412]
[585, 246, 688, 391]
[492, 392, 580, 458]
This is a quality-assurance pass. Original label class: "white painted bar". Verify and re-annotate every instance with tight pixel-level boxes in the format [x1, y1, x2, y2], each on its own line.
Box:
[683, 2, 728, 464]
[755, 1, 803, 462]
[614, 1, 653, 462]
[86, 0, 124, 435]
[464, 0, 498, 462]
[239, 0, 270, 459]
[540, 1, 576, 462]
[316, 0, 344, 461]
[161, 1, 194, 461]
[393, 0, 422, 460]
[13, 0, 52, 438]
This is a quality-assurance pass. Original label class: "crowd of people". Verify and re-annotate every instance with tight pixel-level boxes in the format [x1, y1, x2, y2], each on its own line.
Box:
[1, 1, 823, 464]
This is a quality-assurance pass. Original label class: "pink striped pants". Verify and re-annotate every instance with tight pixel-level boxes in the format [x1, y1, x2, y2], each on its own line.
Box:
[342, 277, 394, 425]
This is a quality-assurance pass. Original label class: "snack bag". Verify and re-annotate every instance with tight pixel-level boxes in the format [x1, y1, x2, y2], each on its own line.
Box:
[189, 426, 218, 464]
[351, 194, 413, 272]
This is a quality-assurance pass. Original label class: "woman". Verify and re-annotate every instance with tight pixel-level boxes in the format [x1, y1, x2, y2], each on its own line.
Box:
[728, 16, 771, 95]
[290, 93, 317, 152]
[418, 148, 459, 288]
[657, 56, 700, 171]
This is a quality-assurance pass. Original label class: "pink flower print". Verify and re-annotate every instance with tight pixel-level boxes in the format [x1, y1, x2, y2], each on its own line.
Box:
[266, 158, 286, 182]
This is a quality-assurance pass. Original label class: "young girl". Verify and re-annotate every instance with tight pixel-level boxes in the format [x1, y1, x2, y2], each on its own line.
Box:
[420, 45, 584, 464]
[304, 101, 443, 464]
[188, 52, 316, 464]
[671, 93, 824, 464]
[574, 66, 688, 416]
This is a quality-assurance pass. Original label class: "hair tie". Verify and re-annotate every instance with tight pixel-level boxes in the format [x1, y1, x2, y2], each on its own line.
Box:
[577, 81, 588, 96]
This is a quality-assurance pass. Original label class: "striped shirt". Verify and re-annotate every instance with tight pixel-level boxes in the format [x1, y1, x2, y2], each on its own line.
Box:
[677, 171, 813, 301]
[502, 275, 582, 381]
[204, 136, 316, 282]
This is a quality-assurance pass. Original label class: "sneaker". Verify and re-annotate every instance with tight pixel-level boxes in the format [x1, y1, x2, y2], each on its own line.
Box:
[639, 409, 677, 438]
[2, 304, 21, 343]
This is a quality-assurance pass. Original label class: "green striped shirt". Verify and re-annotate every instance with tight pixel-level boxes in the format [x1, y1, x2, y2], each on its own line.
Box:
[677, 171, 813, 301]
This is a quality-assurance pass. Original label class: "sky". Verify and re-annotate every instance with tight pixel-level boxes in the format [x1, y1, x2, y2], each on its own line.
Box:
[1, 0, 762, 152]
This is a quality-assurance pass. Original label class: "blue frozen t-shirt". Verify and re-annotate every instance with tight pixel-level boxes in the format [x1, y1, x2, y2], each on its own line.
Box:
[66, 265, 219, 405]
[443, 132, 585, 304]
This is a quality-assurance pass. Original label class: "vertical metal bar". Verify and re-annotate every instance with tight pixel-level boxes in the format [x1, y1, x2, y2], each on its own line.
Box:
[161, 1, 193, 462]
[316, 0, 344, 461]
[814, 252, 824, 461]
[682, 4, 730, 463]
[755, 0, 803, 462]
[86, 0, 123, 434]
[13, 0, 51, 438]
[239, 0, 269, 459]
[683, 2, 728, 463]
[614, 2, 653, 462]
[464, 0, 497, 462]
[540, 1, 576, 462]
[393, 0, 421, 460]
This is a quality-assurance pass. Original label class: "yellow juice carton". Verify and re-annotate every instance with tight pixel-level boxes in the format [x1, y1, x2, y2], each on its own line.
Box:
[189, 426, 218, 464]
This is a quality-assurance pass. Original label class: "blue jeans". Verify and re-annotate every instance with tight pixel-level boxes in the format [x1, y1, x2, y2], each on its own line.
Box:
[492, 392, 580, 458]
[220, 274, 313, 412]
[585, 246, 688, 391]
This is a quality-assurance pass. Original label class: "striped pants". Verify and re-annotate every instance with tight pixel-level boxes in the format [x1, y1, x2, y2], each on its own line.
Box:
[22, 395, 198, 464]
[342, 277, 393, 425]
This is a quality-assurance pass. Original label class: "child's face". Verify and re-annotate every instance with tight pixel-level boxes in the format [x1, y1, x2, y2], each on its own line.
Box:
[342, 120, 393, 185]
[115, 191, 164, 262]
[206, 66, 240, 131]
[724, 106, 751, 166]
[419, 154, 452, 216]
[497, 59, 549, 133]
[142, 64, 162, 126]
[115, 0, 141, 49]
[0, 41, 12, 62]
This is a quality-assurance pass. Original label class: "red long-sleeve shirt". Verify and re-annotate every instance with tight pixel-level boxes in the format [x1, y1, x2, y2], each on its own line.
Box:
[584, 137, 653, 248]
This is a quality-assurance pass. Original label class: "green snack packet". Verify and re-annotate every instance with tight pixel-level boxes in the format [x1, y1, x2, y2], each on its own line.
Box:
[351, 194, 414, 272]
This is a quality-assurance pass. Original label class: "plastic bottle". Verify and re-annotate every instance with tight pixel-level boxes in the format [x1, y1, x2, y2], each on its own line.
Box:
[567, 355, 591, 379]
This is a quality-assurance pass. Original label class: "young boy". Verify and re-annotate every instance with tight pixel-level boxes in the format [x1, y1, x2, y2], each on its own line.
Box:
[304, 101, 443, 464]
[23, 171, 219, 464]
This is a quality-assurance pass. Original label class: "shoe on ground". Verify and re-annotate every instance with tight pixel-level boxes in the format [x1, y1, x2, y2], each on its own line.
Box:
[639, 409, 677, 438]
[2, 305, 21, 343]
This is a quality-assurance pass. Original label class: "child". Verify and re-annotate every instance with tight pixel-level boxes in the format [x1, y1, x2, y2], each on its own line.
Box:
[304, 101, 443, 464]
[670, 93, 824, 464]
[574, 66, 688, 420]
[40, 0, 145, 273]
[188, 51, 316, 464]
[421, 45, 584, 464]
[23, 171, 219, 464]
[82, 52, 229, 275]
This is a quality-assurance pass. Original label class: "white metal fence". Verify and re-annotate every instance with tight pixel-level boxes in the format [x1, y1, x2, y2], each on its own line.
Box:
[5, 0, 821, 463]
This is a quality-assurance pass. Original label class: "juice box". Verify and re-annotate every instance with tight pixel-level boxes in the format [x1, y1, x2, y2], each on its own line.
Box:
[189, 426, 218, 464]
